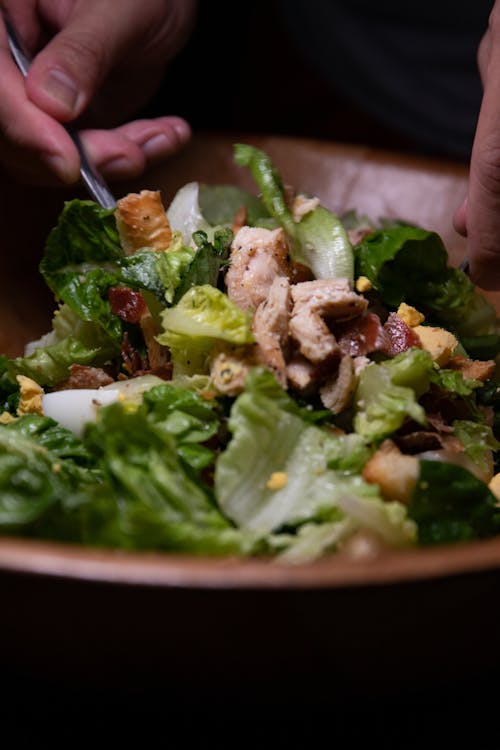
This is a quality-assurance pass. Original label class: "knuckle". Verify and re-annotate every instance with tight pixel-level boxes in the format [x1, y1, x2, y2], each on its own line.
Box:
[55, 31, 108, 80]
[474, 138, 500, 195]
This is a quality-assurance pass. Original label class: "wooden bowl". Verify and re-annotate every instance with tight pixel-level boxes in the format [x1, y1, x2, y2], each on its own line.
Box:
[1, 133, 499, 700]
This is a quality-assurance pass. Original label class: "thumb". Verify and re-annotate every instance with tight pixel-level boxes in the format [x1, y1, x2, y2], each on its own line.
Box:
[24, 2, 142, 122]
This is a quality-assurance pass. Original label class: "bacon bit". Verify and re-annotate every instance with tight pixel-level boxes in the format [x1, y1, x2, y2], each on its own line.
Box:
[336, 312, 389, 357]
[381, 312, 422, 357]
[109, 287, 147, 324]
[121, 332, 146, 375]
[446, 355, 496, 382]
[58, 364, 115, 390]
[289, 261, 314, 284]
[138, 309, 168, 371]
[232, 205, 248, 234]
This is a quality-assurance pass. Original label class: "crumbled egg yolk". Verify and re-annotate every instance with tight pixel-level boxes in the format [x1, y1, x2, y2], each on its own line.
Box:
[0, 411, 16, 424]
[266, 471, 288, 490]
[355, 276, 372, 293]
[412, 325, 458, 367]
[16, 375, 44, 416]
[489, 473, 500, 503]
[397, 302, 425, 327]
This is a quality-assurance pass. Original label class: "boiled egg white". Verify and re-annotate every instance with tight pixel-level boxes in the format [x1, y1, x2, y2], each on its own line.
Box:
[42, 375, 166, 438]
[42, 389, 120, 438]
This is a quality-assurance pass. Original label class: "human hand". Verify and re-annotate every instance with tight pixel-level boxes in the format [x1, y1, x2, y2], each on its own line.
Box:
[454, 0, 500, 289]
[0, 0, 196, 186]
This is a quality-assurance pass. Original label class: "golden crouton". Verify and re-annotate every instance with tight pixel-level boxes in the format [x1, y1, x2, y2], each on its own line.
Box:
[115, 190, 172, 255]
[362, 440, 419, 503]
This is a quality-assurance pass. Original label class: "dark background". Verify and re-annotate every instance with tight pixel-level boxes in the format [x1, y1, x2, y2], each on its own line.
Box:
[143, 1, 442, 158]
[145, 0, 491, 163]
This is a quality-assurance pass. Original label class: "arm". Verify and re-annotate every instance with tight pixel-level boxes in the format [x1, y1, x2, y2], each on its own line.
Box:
[0, 0, 197, 184]
[454, 0, 500, 289]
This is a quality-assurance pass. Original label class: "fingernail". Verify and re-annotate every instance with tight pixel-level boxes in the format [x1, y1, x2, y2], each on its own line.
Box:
[41, 69, 79, 114]
[142, 133, 170, 159]
[173, 121, 190, 143]
[41, 153, 78, 183]
[101, 156, 134, 177]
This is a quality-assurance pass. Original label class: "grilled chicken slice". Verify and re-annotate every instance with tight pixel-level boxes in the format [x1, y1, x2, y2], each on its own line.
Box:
[115, 190, 172, 255]
[252, 277, 292, 388]
[225, 226, 290, 312]
[286, 354, 318, 394]
[320, 355, 356, 413]
[289, 279, 367, 364]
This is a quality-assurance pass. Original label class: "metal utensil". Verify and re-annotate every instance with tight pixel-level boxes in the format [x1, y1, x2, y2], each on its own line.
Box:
[459, 257, 470, 275]
[2, 9, 116, 209]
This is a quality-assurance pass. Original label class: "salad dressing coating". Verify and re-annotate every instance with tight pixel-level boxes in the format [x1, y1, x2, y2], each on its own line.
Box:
[1, 144, 500, 561]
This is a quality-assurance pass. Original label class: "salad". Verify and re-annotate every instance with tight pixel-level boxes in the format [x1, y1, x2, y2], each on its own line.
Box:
[1, 143, 500, 563]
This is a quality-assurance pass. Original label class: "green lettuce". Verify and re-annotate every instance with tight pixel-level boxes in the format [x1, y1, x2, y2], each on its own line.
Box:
[199, 184, 271, 226]
[354, 348, 434, 441]
[80, 403, 254, 554]
[158, 284, 254, 374]
[234, 143, 354, 282]
[409, 460, 500, 544]
[7, 305, 118, 386]
[39, 199, 200, 339]
[453, 420, 500, 475]
[215, 369, 414, 545]
[354, 225, 500, 347]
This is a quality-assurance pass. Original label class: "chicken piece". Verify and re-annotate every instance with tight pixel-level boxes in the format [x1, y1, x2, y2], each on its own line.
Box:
[115, 190, 172, 255]
[286, 354, 318, 393]
[225, 226, 290, 312]
[362, 440, 419, 504]
[446, 355, 496, 382]
[252, 277, 291, 388]
[320, 355, 356, 414]
[210, 348, 255, 396]
[289, 279, 367, 364]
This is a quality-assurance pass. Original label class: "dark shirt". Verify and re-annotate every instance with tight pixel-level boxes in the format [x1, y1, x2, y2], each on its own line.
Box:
[278, 0, 494, 158]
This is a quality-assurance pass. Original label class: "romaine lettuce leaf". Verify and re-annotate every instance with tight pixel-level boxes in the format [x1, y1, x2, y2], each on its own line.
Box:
[409, 460, 500, 544]
[354, 225, 499, 345]
[199, 184, 270, 226]
[453, 420, 500, 475]
[80, 402, 256, 554]
[215, 369, 413, 545]
[166, 181, 213, 246]
[234, 143, 354, 282]
[158, 284, 254, 374]
[0, 421, 98, 530]
[354, 348, 434, 441]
